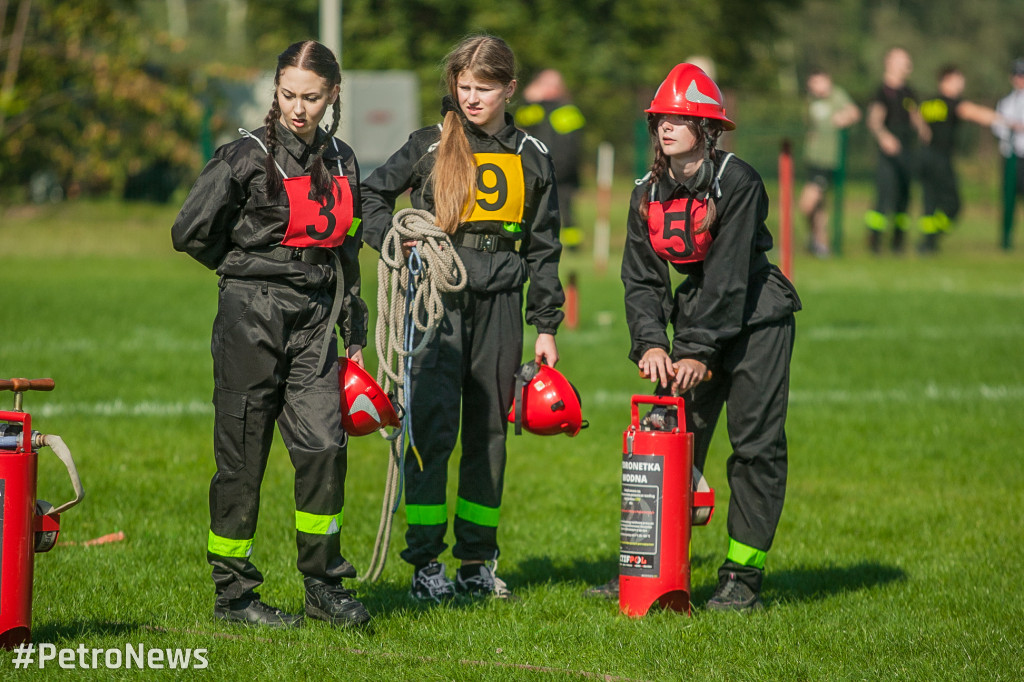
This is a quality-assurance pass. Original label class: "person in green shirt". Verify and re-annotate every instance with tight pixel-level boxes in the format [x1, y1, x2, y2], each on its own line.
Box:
[798, 69, 860, 258]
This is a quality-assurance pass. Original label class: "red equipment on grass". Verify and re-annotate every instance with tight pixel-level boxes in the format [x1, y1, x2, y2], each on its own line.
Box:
[0, 378, 84, 649]
[619, 395, 714, 617]
[338, 358, 401, 437]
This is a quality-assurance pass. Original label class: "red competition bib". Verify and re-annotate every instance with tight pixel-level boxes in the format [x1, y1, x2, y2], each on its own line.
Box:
[647, 197, 713, 264]
[282, 175, 354, 248]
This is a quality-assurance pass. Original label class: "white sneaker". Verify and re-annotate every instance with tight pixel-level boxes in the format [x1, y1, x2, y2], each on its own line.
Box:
[410, 561, 455, 603]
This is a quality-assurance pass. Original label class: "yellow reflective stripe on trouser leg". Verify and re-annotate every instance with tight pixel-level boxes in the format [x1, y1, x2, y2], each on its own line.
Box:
[456, 497, 500, 528]
[208, 531, 254, 558]
[727, 538, 767, 570]
[406, 503, 448, 526]
[295, 509, 344, 535]
[865, 210, 887, 231]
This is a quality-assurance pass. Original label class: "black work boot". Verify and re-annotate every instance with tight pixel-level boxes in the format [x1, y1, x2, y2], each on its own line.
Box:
[706, 571, 763, 613]
[304, 577, 371, 627]
[214, 596, 303, 628]
[868, 229, 883, 254]
[891, 227, 906, 253]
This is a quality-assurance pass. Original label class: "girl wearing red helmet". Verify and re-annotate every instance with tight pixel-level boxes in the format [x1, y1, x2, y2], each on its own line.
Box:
[617, 63, 801, 611]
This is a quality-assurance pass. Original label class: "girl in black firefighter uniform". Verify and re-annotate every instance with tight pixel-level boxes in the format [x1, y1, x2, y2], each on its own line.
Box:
[360, 35, 564, 602]
[619, 63, 801, 611]
[172, 41, 371, 628]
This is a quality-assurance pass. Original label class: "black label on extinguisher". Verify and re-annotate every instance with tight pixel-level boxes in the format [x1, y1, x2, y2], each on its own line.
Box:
[620, 454, 663, 577]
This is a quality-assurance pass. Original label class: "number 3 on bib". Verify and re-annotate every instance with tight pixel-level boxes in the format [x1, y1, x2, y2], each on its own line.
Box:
[465, 153, 525, 224]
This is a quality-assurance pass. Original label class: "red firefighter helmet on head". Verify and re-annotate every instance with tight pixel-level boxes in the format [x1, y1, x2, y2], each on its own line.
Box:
[338, 358, 400, 436]
[645, 63, 736, 130]
[508, 362, 587, 437]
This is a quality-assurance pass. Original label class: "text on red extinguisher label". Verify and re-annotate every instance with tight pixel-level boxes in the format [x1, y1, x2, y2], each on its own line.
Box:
[620, 456, 662, 577]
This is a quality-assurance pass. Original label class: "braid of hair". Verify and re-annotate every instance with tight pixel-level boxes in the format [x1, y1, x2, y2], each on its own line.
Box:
[698, 120, 724, 233]
[263, 98, 284, 198]
[308, 99, 343, 205]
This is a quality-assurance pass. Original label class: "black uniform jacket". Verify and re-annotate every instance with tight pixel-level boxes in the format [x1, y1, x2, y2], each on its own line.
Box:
[171, 122, 367, 348]
[621, 150, 802, 366]
[360, 97, 564, 335]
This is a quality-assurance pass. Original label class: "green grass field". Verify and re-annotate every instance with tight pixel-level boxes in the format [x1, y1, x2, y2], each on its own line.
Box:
[1, 183, 1023, 680]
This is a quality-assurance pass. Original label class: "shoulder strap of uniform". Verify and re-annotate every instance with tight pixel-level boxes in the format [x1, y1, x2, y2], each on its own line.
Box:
[238, 128, 288, 178]
[331, 136, 343, 176]
[426, 123, 443, 153]
[517, 131, 549, 155]
[712, 152, 734, 200]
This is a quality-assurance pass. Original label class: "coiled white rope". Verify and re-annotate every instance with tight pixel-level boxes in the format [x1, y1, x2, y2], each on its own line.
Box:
[360, 208, 467, 583]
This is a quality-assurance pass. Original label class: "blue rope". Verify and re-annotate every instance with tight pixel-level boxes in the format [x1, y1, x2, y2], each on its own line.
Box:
[393, 245, 423, 513]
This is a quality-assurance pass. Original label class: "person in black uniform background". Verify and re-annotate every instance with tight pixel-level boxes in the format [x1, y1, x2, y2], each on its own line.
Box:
[172, 41, 371, 628]
[514, 69, 586, 249]
[611, 63, 800, 611]
[361, 35, 564, 603]
[918, 65, 1007, 253]
[864, 47, 930, 254]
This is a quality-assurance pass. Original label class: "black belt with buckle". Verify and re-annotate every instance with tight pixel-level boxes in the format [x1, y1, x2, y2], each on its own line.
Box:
[454, 232, 517, 253]
[250, 245, 331, 265]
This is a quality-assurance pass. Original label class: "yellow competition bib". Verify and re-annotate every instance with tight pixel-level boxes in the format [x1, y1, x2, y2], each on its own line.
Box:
[465, 153, 525, 224]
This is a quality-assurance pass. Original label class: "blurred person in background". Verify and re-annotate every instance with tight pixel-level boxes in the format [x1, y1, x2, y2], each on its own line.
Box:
[172, 41, 371, 629]
[918, 65, 1008, 254]
[798, 69, 860, 258]
[515, 69, 586, 249]
[992, 58, 1024, 243]
[864, 47, 930, 254]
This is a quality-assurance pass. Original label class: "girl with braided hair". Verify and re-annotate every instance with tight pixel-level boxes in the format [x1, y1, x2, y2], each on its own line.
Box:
[361, 34, 564, 603]
[172, 40, 371, 628]
[611, 63, 801, 611]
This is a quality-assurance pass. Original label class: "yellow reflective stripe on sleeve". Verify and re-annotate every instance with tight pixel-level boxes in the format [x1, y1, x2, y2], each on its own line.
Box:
[295, 509, 344, 535]
[406, 503, 448, 526]
[514, 103, 545, 128]
[727, 538, 767, 570]
[456, 497, 500, 528]
[550, 105, 586, 135]
[347, 216, 362, 237]
[208, 531, 254, 558]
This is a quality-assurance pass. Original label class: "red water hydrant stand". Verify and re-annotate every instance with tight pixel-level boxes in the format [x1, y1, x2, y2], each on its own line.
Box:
[0, 378, 84, 649]
[619, 395, 714, 617]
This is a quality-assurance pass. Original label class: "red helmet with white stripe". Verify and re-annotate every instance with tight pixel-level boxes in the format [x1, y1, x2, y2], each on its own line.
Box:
[646, 63, 735, 130]
[338, 358, 400, 436]
[508, 362, 587, 437]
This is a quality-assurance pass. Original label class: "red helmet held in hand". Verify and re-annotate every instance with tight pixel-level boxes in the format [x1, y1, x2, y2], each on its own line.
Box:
[339, 358, 400, 436]
[646, 63, 736, 130]
[508, 362, 587, 437]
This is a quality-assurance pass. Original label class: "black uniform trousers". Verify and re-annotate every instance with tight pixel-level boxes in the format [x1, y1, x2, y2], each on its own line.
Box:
[681, 315, 795, 591]
[400, 288, 523, 567]
[874, 151, 914, 217]
[920, 146, 960, 221]
[207, 277, 352, 605]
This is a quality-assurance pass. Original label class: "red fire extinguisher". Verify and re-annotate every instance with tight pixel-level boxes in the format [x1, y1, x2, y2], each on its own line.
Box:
[0, 378, 84, 649]
[619, 395, 714, 617]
